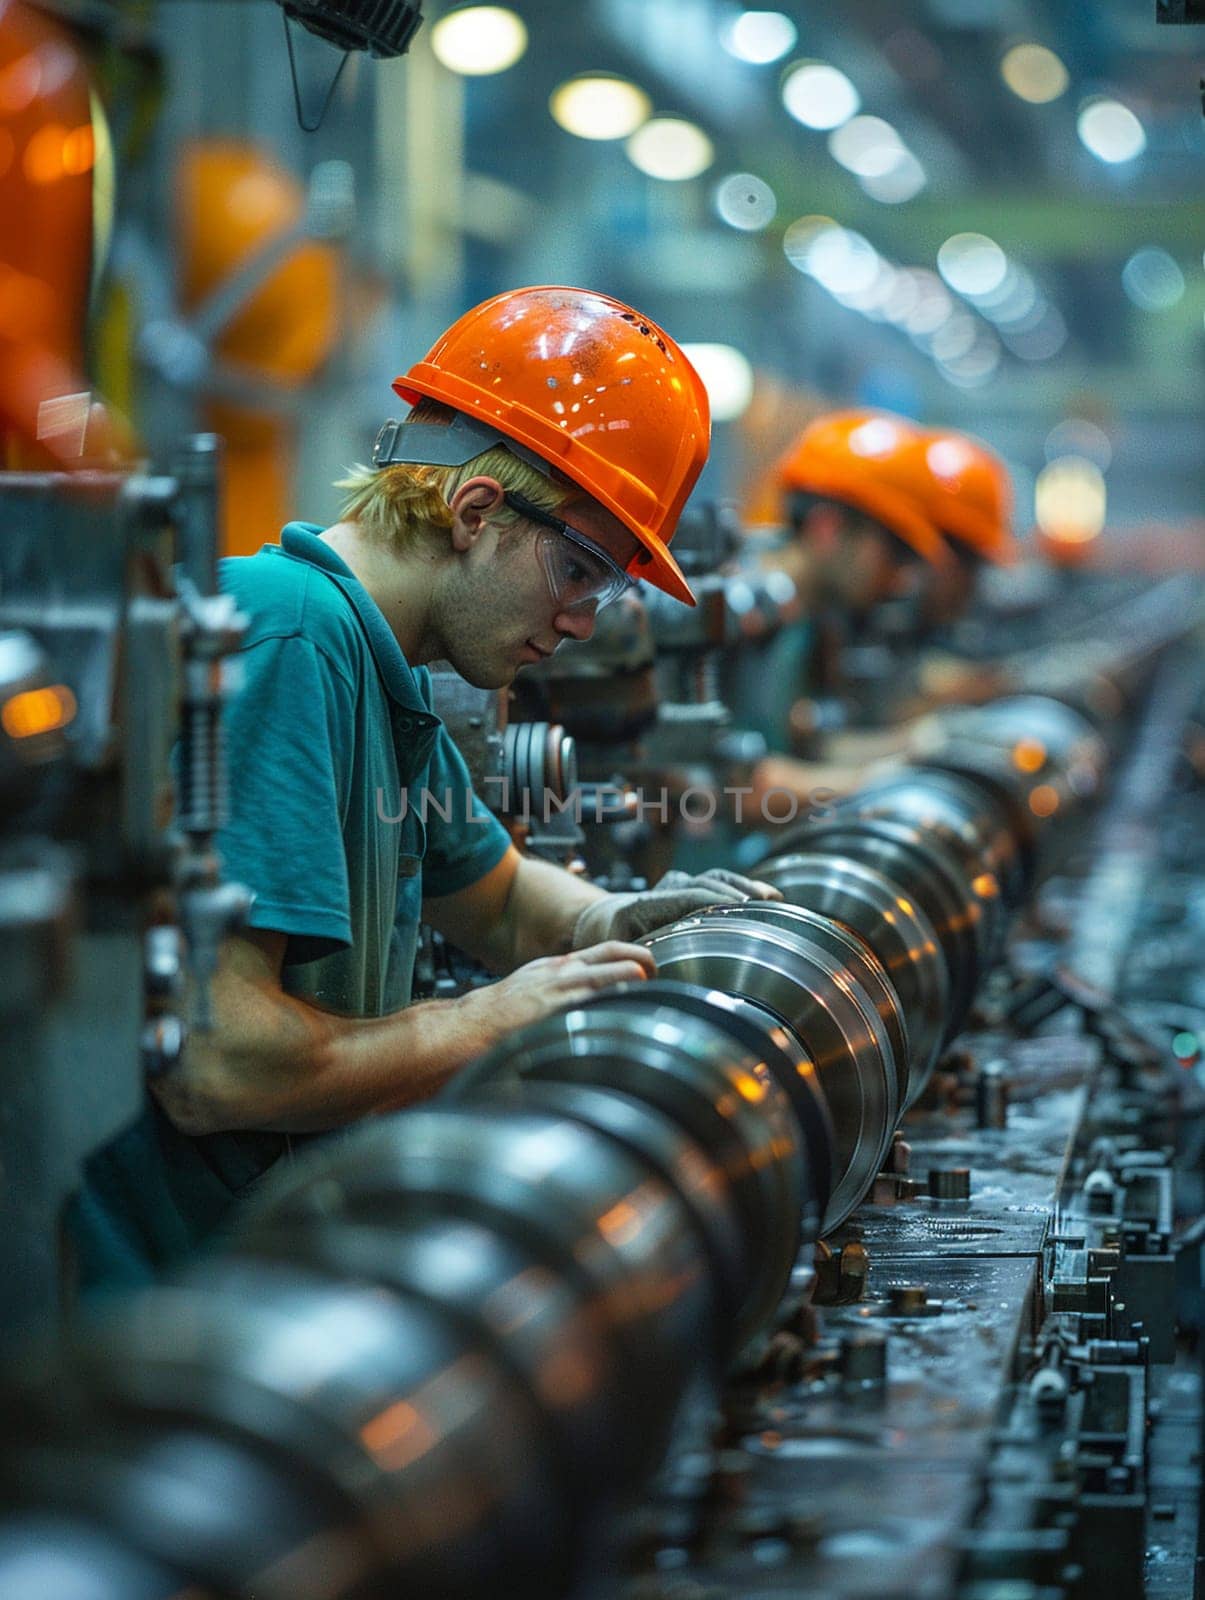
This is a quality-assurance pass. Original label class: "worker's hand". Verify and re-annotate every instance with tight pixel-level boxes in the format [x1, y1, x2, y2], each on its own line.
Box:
[455, 940, 656, 1043]
[571, 869, 782, 949]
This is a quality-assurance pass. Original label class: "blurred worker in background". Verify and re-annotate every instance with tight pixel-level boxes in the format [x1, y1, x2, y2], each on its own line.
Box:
[746, 411, 1019, 811]
[741, 409, 954, 806]
[73, 284, 780, 1289]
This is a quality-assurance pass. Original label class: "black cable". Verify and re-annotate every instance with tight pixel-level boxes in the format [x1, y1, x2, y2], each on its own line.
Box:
[281, 8, 351, 134]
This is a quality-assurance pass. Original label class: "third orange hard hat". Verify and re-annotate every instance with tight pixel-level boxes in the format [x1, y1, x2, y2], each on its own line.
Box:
[914, 429, 1018, 565]
[393, 285, 711, 606]
[776, 410, 954, 570]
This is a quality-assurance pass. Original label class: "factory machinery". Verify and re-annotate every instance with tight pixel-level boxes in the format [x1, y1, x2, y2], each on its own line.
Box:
[0, 562, 1202, 1600]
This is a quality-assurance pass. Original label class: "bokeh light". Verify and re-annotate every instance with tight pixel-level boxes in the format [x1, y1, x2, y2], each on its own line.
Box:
[782, 62, 860, 130]
[1000, 43, 1069, 104]
[627, 117, 714, 181]
[721, 10, 797, 65]
[714, 172, 777, 231]
[680, 343, 755, 421]
[550, 75, 651, 141]
[430, 7, 527, 75]
[1077, 99, 1146, 164]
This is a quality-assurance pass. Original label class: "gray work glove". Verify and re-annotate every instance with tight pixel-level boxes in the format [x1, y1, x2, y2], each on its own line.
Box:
[571, 868, 783, 949]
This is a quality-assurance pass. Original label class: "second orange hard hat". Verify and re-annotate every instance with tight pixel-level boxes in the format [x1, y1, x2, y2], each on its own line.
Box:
[776, 410, 954, 570]
[913, 429, 1018, 565]
[393, 285, 711, 606]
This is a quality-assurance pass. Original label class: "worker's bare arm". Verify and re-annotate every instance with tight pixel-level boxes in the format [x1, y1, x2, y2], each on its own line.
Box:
[153, 924, 650, 1137]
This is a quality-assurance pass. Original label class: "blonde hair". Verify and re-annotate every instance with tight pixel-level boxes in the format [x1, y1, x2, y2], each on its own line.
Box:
[334, 400, 572, 551]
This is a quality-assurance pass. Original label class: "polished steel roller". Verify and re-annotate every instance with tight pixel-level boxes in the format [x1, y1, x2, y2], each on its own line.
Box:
[846, 766, 1025, 917]
[247, 1105, 716, 1483]
[752, 851, 948, 1106]
[762, 814, 986, 1039]
[443, 982, 825, 1352]
[643, 912, 899, 1230]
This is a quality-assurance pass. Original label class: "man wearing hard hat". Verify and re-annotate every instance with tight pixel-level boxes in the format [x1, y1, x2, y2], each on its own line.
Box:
[73, 285, 779, 1288]
[744, 409, 1020, 813]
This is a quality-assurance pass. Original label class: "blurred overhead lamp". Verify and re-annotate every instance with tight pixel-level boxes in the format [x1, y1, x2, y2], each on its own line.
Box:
[937, 232, 1009, 297]
[930, 312, 979, 362]
[902, 271, 954, 336]
[782, 213, 836, 267]
[714, 172, 777, 230]
[1121, 247, 1185, 309]
[1001, 304, 1067, 360]
[680, 343, 754, 421]
[627, 117, 714, 180]
[1077, 98, 1146, 163]
[798, 226, 881, 295]
[1035, 456, 1106, 545]
[860, 150, 926, 202]
[831, 259, 899, 316]
[721, 10, 797, 64]
[1000, 43, 1069, 104]
[936, 335, 1002, 389]
[881, 271, 922, 324]
[781, 61, 860, 130]
[431, 7, 527, 75]
[828, 116, 906, 178]
[550, 74, 651, 140]
[1044, 419, 1113, 472]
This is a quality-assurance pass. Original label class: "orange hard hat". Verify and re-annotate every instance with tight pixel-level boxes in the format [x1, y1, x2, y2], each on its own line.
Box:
[176, 140, 339, 387]
[776, 410, 954, 571]
[915, 429, 1018, 565]
[393, 285, 711, 606]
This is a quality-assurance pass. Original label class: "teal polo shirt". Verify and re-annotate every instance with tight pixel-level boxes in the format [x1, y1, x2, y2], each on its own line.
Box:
[68, 524, 511, 1293]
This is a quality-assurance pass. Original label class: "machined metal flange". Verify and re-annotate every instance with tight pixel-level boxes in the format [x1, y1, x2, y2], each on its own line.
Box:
[751, 851, 948, 1107]
[642, 913, 899, 1231]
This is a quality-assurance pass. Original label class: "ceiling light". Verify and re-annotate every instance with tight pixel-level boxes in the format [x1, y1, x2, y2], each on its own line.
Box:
[832, 260, 898, 316]
[799, 226, 881, 295]
[881, 271, 922, 324]
[937, 336, 1002, 389]
[828, 115, 905, 178]
[1044, 419, 1113, 472]
[431, 7, 527, 75]
[1000, 43, 1068, 104]
[550, 75, 651, 141]
[1077, 98, 1146, 164]
[937, 232, 1009, 297]
[903, 271, 953, 336]
[1001, 304, 1068, 360]
[680, 343, 755, 422]
[971, 262, 1028, 314]
[930, 312, 978, 362]
[982, 269, 1042, 327]
[782, 213, 837, 270]
[860, 151, 926, 203]
[721, 10, 797, 65]
[627, 116, 714, 181]
[715, 171, 777, 230]
[781, 62, 860, 130]
[1121, 247, 1185, 311]
[1035, 457, 1106, 544]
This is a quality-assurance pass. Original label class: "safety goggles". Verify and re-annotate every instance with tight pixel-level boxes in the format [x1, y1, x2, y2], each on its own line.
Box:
[504, 491, 635, 613]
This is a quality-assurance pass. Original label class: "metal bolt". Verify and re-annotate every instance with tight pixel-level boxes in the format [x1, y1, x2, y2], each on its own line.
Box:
[889, 1284, 929, 1314]
[1083, 1168, 1117, 1214]
[928, 1166, 971, 1200]
[976, 1061, 1009, 1129]
[840, 1328, 888, 1389]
